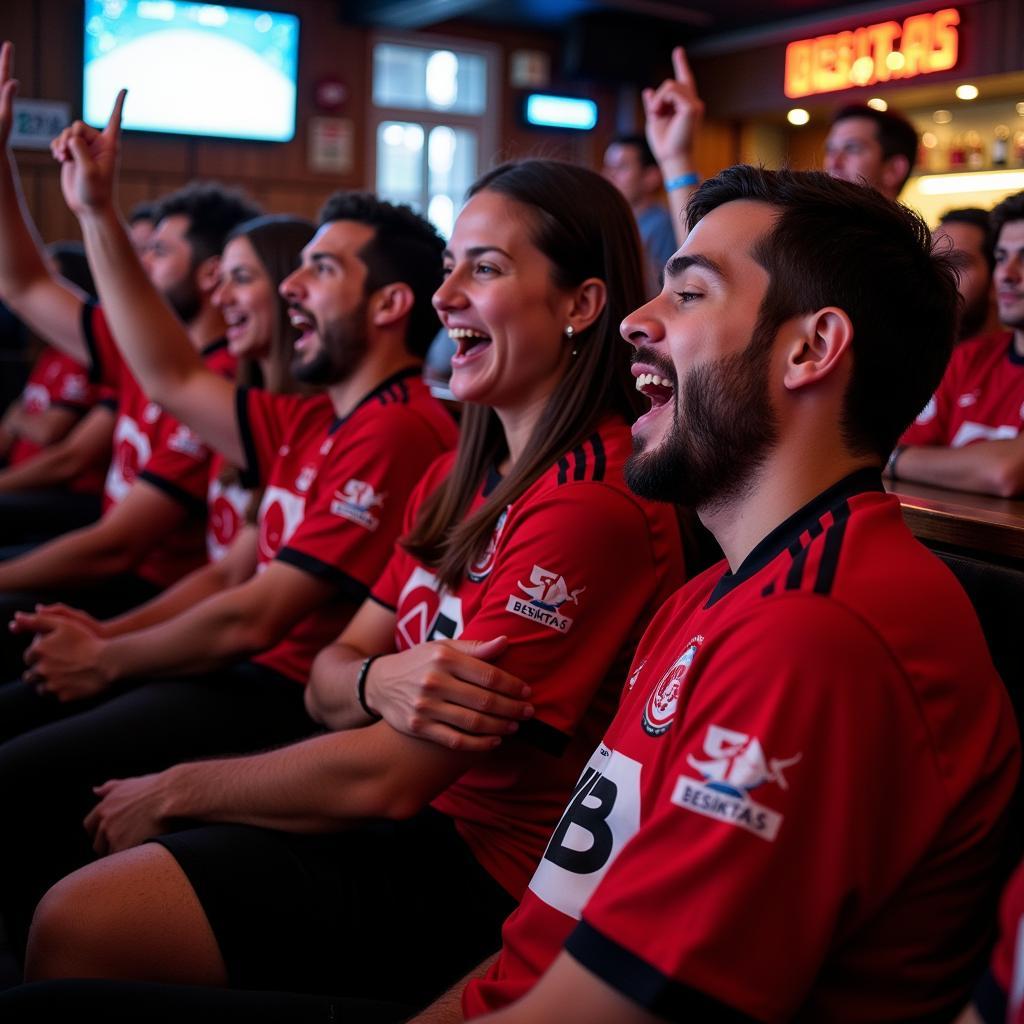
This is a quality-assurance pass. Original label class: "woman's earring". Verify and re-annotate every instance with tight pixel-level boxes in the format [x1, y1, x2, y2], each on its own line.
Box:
[565, 324, 578, 356]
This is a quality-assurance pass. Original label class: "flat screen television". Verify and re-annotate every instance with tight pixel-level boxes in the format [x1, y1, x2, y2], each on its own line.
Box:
[83, 1, 300, 142]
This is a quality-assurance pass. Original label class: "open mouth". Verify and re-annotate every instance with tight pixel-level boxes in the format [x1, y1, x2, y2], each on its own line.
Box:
[224, 311, 250, 342]
[635, 371, 675, 411]
[449, 326, 492, 364]
[289, 308, 317, 353]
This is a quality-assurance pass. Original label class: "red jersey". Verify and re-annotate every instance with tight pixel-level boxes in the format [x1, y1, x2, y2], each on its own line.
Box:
[241, 369, 458, 684]
[466, 469, 1018, 1023]
[206, 451, 252, 563]
[901, 330, 1024, 448]
[371, 418, 684, 899]
[81, 302, 235, 588]
[982, 861, 1024, 1024]
[8, 345, 114, 494]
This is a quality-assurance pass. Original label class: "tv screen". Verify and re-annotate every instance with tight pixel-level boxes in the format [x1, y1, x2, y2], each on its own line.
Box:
[83, 1, 299, 142]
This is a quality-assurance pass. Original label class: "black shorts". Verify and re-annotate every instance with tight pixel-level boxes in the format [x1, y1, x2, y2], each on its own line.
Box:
[153, 808, 517, 1008]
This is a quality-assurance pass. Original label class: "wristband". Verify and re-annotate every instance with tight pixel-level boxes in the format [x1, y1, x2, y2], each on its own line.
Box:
[355, 655, 382, 721]
[664, 172, 699, 191]
[886, 445, 906, 479]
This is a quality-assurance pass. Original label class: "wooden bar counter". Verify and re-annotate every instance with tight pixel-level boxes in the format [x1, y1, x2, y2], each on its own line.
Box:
[887, 480, 1024, 564]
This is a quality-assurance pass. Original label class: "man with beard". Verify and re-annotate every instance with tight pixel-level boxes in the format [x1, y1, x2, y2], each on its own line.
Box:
[0, 93, 457, 957]
[891, 191, 1024, 496]
[935, 208, 1000, 342]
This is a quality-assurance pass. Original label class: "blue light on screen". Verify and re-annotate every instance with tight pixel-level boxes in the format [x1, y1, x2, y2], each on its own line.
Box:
[83, 1, 299, 142]
[524, 94, 597, 131]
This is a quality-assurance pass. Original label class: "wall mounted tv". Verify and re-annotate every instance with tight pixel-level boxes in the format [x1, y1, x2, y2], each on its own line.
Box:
[83, 1, 299, 142]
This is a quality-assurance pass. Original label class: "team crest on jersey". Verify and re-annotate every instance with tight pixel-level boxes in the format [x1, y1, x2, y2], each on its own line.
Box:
[22, 383, 49, 413]
[61, 375, 88, 402]
[468, 506, 509, 582]
[330, 478, 384, 531]
[642, 637, 701, 736]
[295, 465, 317, 493]
[168, 424, 205, 459]
[671, 724, 802, 842]
[505, 564, 585, 633]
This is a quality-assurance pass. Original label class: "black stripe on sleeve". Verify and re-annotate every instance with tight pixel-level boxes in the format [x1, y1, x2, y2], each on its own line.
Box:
[368, 592, 397, 613]
[98, 396, 118, 410]
[80, 301, 104, 384]
[565, 921, 762, 1023]
[761, 581, 776, 598]
[514, 716, 570, 756]
[276, 547, 370, 604]
[806, 518, 824, 540]
[589, 432, 606, 481]
[138, 470, 208, 516]
[235, 386, 262, 489]
[572, 444, 587, 481]
[813, 499, 850, 596]
[557, 456, 570, 485]
[51, 400, 88, 413]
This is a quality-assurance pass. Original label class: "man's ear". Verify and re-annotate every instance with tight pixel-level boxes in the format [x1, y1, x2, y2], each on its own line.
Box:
[195, 254, 221, 296]
[880, 154, 910, 197]
[781, 307, 853, 392]
[564, 278, 607, 339]
[369, 282, 415, 329]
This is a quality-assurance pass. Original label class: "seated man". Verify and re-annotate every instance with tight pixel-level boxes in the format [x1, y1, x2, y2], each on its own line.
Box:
[935, 207, 1000, 341]
[823, 102, 918, 201]
[1, 167, 1014, 1024]
[889, 191, 1024, 496]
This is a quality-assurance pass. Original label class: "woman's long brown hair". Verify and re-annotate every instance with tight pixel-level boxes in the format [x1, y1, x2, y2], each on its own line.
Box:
[402, 159, 648, 588]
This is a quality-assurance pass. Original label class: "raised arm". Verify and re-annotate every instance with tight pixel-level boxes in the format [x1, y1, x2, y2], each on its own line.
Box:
[644, 46, 705, 249]
[51, 92, 242, 464]
[0, 43, 89, 362]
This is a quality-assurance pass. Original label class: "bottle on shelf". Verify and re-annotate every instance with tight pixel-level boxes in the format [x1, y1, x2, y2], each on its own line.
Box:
[993, 125, 1010, 168]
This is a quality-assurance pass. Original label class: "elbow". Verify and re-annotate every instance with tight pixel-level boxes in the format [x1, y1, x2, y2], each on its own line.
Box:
[988, 461, 1024, 499]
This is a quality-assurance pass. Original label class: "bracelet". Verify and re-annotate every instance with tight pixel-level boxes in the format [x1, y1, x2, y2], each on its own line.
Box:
[886, 445, 906, 479]
[355, 655, 382, 721]
[664, 171, 699, 191]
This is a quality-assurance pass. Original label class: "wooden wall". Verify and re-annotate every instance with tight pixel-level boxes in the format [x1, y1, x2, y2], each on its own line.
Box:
[0, 1, 741, 246]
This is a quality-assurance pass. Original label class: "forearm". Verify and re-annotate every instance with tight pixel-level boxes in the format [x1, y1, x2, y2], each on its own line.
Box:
[99, 585, 274, 681]
[0, 443, 85, 491]
[77, 205, 203, 406]
[412, 953, 500, 1024]
[0, 522, 136, 589]
[101, 557, 241, 637]
[894, 442, 1024, 497]
[0, 150, 52, 300]
[306, 640, 381, 730]
[159, 726, 440, 829]
[12, 407, 76, 447]
[658, 156, 697, 249]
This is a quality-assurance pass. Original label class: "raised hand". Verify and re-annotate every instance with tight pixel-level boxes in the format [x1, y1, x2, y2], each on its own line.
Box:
[50, 88, 126, 217]
[642, 46, 705, 173]
[0, 42, 19, 151]
[363, 636, 535, 752]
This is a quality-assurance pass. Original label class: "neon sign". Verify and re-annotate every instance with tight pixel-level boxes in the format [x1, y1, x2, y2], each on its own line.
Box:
[784, 8, 959, 99]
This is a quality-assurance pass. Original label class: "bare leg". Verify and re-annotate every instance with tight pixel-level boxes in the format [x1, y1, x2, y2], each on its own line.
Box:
[25, 843, 228, 986]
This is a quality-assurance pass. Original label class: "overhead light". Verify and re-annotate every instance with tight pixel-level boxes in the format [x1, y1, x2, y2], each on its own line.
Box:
[885, 52, 906, 71]
[922, 132, 938, 149]
[867, 97, 888, 111]
[523, 94, 597, 131]
[787, 108, 810, 126]
[955, 84, 979, 100]
[1016, 101, 1024, 116]
[917, 170, 1024, 196]
[934, 109, 953, 124]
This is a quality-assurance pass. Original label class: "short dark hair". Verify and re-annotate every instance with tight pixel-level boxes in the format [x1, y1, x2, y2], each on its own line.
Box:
[939, 207, 996, 272]
[48, 241, 95, 298]
[317, 192, 445, 358]
[151, 182, 262, 266]
[609, 134, 657, 169]
[831, 104, 919, 185]
[128, 201, 156, 226]
[687, 166, 959, 460]
[991, 191, 1024, 250]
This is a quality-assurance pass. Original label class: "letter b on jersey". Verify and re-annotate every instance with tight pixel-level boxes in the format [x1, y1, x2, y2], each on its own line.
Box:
[527, 745, 642, 920]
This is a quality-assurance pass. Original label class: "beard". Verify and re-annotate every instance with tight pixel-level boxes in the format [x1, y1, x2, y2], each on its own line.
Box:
[290, 300, 369, 387]
[625, 326, 779, 511]
[163, 273, 202, 326]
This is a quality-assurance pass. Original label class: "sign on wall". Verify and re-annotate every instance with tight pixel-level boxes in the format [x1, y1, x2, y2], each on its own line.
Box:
[784, 8, 960, 99]
[10, 99, 71, 150]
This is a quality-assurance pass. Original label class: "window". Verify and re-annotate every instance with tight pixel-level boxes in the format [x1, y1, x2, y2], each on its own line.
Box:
[371, 37, 496, 238]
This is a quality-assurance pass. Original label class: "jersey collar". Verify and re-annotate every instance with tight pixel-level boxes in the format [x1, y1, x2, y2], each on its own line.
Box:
[328, 365, 422, 434]
[705, 466, 884, 607]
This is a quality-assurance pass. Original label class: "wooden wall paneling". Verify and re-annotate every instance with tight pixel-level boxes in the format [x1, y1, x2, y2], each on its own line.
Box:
[0, 4, 37, 93]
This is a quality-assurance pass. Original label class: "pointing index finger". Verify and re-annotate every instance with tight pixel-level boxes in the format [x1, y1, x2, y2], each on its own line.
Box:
[0, 41, 12, 85]
[672, 45, 694, 87]
[105, 88, 127, 137]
